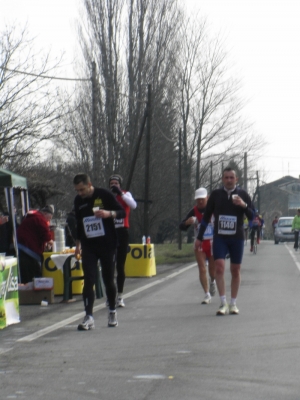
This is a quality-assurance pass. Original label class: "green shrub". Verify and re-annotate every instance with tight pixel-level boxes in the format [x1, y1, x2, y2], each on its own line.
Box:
[154, 243, 195, 265]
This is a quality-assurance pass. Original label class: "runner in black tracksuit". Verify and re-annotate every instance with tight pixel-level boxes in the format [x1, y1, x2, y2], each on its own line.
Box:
[73, 173, 125, 330]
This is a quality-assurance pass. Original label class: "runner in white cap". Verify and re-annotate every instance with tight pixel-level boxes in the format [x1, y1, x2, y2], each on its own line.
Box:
[179, 187, 216, 305]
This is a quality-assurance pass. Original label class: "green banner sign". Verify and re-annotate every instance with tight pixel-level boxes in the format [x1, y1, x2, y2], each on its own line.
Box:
[0, 258, 20, 330]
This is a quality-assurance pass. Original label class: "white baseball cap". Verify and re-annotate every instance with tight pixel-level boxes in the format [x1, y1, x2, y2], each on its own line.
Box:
[194, 188, 207, 199]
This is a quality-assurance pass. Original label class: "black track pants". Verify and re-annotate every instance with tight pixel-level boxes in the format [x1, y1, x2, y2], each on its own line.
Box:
[116, 228, 129, 294]
[81, 245, 116, 315]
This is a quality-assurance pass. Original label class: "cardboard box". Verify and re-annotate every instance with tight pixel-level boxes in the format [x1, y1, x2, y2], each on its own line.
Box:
[18, 289, 54, 305]
[33, 277, 53, 290]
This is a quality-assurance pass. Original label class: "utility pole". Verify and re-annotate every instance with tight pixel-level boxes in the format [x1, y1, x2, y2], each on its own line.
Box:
[210, 161, 213, 193]
[91, 61, 98, 182]
[221, 162, 224, 187]
[178, 128, 182, 250]
[125, 108, 148, 191]
[256, 171, 260, 211]
[144, 85, 151, 238]
[244, 152, 248, 191]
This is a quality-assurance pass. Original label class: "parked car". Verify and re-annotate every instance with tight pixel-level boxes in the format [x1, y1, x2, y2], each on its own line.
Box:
[274, 217, 294, 244]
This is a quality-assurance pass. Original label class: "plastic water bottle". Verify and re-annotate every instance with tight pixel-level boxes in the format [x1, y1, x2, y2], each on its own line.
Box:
[142, 235, 146, 245]
[146, 236, 151, 244]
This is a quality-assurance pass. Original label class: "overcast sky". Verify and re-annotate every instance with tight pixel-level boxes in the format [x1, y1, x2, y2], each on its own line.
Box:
[190, 0, 300, 185]
[1, 0, 300, 184]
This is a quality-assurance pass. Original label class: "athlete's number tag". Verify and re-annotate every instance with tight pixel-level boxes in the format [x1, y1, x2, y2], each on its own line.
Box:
[114, 218, 124, 228]
[83, 216, 105, 238]
[218, 215, 237, 235]
[203, 223, 214, 240]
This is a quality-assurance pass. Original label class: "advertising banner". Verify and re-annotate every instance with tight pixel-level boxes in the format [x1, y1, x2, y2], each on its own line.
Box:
[125, 244, 156, 277]
[0, 257, 20, 330]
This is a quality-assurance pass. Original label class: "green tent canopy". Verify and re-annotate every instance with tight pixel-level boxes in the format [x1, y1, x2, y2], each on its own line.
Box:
[0, 168, 27, 189]
[0, 169, 29, 280]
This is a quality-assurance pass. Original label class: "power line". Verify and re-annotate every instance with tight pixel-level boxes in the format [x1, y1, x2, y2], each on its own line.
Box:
[248, 154, 300, 160]
[1, 65, 177, 146]
[1, 66, 90, 82]
[259, 170, 300, 173]
[153, 119, 177, 143]
[0, 66, 147, 104]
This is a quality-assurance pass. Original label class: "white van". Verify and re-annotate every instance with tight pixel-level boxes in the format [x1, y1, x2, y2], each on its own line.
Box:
[274, 217, 294, 244]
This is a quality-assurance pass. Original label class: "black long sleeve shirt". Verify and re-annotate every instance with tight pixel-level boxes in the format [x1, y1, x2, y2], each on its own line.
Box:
[74, 187, 125, 249]
[197, 187, 254, 241]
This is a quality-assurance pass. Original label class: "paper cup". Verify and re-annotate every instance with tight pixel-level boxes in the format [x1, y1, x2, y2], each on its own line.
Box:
[93, 207, 99, 213]
[232, 194, 238, 200]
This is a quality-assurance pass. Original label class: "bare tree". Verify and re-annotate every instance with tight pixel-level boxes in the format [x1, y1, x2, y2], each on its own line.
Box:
[177, 15, 262, 197]
[58, 1, 263, 241]
[59, 0, 182, 240]
[0, 25, 67, 170]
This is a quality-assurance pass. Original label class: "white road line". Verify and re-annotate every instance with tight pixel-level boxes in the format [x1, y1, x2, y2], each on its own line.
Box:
[17, 263, 197, 342]
[284, 243, 300, 272]
[0, 347, 13, 355]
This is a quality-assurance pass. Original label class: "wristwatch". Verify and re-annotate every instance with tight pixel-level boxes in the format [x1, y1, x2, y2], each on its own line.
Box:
[111, 211, 116, 218]
[244, 203, 248, 209]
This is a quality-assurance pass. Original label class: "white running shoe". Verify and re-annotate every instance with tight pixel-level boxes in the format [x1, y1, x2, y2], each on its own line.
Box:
[201, 293, 211, 304]
[108, 310, 118, 327]
[116, 297, 125, 308]
[209, 280, 216, 296]
[229, 304, 239, 315]
[216, 303, 229, 316]
[77, 315, 95, 331]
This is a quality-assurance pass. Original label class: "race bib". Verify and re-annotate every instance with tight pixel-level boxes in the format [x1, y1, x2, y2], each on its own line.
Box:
[114, 218, 124, 228]
[203, 223, 214, 240]
[218, 215, 237, 235]
[83, 216, 105, 238]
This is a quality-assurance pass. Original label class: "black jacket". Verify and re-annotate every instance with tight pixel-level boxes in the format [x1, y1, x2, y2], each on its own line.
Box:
[74, 187, 125, 249]
[197, 187, 254, 241]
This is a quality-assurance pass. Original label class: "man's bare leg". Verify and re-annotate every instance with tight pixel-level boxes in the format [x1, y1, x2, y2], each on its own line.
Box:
[230, 263, 241, 299]
[214, 258, 225, 296]
[194, 249, 208, 293]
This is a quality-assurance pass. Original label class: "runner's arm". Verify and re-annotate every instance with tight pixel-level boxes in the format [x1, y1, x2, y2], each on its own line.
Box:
[197, 195, 215, 241]
[121, 191, 137, 209]
[179, 209, 195, 231]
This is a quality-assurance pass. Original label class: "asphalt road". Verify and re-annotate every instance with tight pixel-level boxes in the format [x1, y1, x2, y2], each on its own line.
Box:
[1, 240, 300, 400]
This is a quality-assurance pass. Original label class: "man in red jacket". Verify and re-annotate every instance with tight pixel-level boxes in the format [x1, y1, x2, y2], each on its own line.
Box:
[17, 205, 54, 283]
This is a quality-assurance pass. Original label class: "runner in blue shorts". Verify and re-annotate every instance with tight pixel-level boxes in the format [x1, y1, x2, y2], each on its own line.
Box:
[213, 236, 244, 264]
[195, 167, 254, 316]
